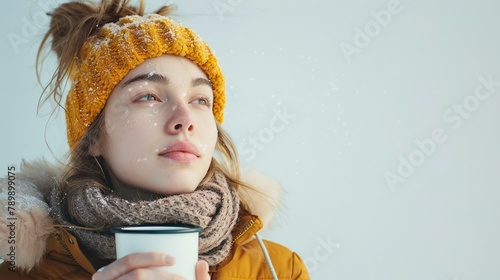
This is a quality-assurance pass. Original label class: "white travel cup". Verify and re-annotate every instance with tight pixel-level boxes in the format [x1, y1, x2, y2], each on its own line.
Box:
[111, 225, 202, 280]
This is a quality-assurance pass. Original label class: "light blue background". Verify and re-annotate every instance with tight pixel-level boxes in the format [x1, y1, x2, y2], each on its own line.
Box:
[1, 0, 500, 279]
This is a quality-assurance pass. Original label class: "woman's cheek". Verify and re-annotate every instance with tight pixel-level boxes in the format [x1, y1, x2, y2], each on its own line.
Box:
[104, 104, 132, 134]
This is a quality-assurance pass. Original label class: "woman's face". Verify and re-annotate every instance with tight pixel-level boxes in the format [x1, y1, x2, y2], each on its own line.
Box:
[91, 54, 218, 197]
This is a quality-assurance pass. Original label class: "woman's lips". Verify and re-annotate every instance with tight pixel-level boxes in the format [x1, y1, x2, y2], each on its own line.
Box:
[159, 141, 200, 163]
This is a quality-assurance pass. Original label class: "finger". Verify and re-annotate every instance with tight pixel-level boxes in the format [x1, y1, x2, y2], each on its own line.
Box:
[196, 260, 210, 280]
[92, 252, 174, 280]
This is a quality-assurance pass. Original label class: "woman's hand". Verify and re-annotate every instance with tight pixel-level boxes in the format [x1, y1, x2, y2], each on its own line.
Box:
[92, 252, 210, 280]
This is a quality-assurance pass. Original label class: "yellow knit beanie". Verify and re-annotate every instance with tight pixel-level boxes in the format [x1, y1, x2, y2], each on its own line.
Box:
[66, 14, 225, 148]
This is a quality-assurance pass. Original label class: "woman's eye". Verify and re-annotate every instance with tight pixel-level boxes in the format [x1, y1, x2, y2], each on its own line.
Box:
[137, 93, 159, 102]
[193, 96, 212, 107]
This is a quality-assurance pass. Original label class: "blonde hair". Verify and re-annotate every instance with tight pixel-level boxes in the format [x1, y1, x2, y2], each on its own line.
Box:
[37, 0, 264, 219]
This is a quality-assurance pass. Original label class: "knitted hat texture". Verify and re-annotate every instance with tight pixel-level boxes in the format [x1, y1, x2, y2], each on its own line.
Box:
[66, 14, 225, 148]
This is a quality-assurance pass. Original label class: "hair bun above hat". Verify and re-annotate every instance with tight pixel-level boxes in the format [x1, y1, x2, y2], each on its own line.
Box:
[66, 14, 225, 148]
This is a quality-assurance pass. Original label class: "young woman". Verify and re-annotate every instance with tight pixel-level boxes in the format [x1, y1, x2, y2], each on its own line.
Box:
[0, 0, 310, 279]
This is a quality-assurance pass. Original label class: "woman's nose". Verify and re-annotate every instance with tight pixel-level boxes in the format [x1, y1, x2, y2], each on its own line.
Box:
[165, 102, 195, 134]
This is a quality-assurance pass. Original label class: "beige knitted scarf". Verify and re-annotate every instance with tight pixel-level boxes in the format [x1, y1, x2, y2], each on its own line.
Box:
[50, 172, 240, 266]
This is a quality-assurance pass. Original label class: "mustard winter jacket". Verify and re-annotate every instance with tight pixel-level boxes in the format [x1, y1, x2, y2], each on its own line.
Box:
[0, 160, 310, 279]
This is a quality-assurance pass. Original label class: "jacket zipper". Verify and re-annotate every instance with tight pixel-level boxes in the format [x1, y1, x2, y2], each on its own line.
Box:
[231, 219, 255, 245]
[55, 232, 78, 263]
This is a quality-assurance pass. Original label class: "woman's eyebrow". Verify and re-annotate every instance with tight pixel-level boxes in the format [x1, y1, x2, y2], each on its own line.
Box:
[120, 72, 169, 88]
[191, 77, 213, 89]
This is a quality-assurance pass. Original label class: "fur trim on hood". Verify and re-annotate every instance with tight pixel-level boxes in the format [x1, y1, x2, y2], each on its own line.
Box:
[0, 159, 282, 271]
